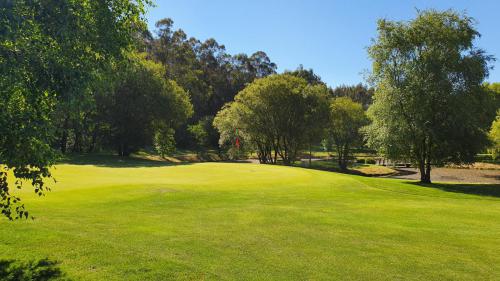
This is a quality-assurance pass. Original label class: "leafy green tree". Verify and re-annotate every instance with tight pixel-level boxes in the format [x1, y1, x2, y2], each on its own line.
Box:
[489, 112, 500, 160]
[327, 98, 368, 170]
[154, 127, 176, 159]
[98, 53, 192, 156]
[364, 10, 495, 183]
[0, 0, 149, 219]
[188, 116, 220, 149]
[214, 74, 329, 165]
[302, 84, 331, 165]
[213, 103, 250, 160]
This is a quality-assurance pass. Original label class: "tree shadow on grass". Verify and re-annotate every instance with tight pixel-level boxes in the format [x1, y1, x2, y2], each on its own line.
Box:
[57, 154, 194, 168]
[409, 182, 500, 198]
[0, 258, 69, 280]
[391, 168, 419, 177]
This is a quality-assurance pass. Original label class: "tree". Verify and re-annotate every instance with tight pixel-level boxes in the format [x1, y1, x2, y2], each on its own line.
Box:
[214, 74, 329, 165]
[187, 116, 219, 153]
[489, 112, 500, 160]
[284, 65, 324, 85]
[154, 127, 176, 159]
[98, 53, 192, 157]
[364, 9, 495, 183]
[302, 84, 331, 165]
[331, 84, 374, 109]
[485, 83, 500, 160]
[0, 0, 149, 219]
[213, 103, 250, 160]
[327, 98, 368, 170]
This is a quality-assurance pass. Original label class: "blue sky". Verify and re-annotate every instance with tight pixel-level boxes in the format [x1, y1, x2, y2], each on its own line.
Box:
[146, 0, 500, 88]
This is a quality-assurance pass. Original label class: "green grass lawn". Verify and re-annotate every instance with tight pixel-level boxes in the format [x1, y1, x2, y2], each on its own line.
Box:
[1, 160, 499, 280]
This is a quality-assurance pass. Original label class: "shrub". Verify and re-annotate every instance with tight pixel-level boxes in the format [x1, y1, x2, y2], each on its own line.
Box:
[154, 128, 176, 158]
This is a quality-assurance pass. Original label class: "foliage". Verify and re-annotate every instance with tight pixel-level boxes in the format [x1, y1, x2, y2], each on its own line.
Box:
[331, 84, 374, 109]
[213, 103, 250, 159]
[151, 18, 277, 146]
[154, 127, 176, 158]
[0, 0, 149, 219]
[188, 116, 218, 150]
[284, 65, 325, 85]
[0, 259, 68, 281]
[97, 53, 192, 156]
[489, 112, 500, 160]
[364, 9, 495, 183]
[327, 97, 368, 170]
[214, 74, 330, 165]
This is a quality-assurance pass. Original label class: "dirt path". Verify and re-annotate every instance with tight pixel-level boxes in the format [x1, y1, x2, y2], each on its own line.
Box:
[388, 167, 500, 184]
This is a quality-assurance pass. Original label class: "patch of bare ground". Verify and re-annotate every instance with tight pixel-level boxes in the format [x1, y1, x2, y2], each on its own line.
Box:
[388, 166, 500, 184]
[446, 162, 500, 170]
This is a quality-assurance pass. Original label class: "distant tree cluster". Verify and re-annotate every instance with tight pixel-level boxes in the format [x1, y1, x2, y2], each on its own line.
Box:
[214, 74, 330, 165]
[149, 18, 277, 149]
[54, 18, 278, 156]
[331, 84, 374, 110]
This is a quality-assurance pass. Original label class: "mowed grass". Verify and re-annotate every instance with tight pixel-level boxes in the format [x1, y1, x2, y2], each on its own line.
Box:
[0, 161, 499, 280]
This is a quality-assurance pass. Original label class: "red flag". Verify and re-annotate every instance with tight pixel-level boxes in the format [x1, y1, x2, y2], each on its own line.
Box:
[235, 137, 240, 149]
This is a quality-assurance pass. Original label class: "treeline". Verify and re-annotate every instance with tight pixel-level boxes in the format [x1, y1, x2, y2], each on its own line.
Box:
[54, 17, 280, 155]
[54, 17, 375, 157]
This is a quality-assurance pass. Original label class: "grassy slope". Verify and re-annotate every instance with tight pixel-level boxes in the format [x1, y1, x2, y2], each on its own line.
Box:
[0, 162, 499, 280]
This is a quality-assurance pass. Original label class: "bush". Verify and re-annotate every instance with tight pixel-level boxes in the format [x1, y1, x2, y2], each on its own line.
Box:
[356, 158, 365, 164]
[154, 128, 176, 158]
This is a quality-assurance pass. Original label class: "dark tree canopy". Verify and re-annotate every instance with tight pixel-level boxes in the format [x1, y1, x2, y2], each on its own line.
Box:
[97, 53, 192, 156]
[364, 9, 496, 183]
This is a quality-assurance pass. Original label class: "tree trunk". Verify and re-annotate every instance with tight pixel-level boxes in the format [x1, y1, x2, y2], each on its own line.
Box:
[73, 130, 82, 153]
[87, 129, 97, 153]
[339, 157, 347, 171]
[60, 130, 68, 154]
[309, 143, 312, 167]
[337, 145, 348, 171]
[419, 160, 432, 183]
[424, 161, 431, 183]
[59, 117, 69, 154]
[118, 142, 129, 157]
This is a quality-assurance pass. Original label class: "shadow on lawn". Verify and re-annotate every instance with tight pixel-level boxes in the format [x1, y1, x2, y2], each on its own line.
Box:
[391, 168, 419, 177]
[410, 182, 500, 198]
[57, 154, 193, 168]
[0, 258, 69, 280]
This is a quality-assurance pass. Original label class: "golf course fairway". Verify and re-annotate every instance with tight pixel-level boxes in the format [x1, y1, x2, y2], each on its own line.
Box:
[0, 162, 499, 280]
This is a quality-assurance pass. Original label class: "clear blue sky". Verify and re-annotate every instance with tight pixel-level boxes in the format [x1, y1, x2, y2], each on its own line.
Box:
[146, 0, 500, 88]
